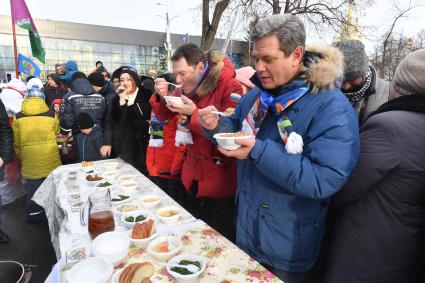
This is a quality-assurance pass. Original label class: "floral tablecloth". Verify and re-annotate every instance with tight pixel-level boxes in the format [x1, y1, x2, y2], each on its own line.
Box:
[33, 159, 282, 283]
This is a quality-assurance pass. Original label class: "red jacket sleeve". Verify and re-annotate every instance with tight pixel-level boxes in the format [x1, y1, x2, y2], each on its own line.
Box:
[149, 92, 177, 121]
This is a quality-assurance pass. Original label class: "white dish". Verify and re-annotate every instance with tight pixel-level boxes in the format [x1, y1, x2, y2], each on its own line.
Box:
[104, 170, 120, 180]
[119, 180, 138, 195]
[139, 194, 161, 208]
[67, 256, 113, 283]
[92, 232, 130, 265]
[117, 175, 137, 182]
[81, 165, 95, 173]
[167, 253, 208, 283]
[103, 161, 119, 170]
[213, 132, 254, 151]
[111, 194, 132, 206]
[164, 96, 184, 106]
[121, 211, 151, 229]
[113, 203, 142, 218]
[128, 223, 157, 248]
[147, 235, 182, 261]
[156, 206, 182, 224]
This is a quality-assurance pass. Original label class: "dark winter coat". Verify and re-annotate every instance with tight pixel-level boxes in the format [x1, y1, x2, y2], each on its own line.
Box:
[60, 77, 107, 134]
[0, 99, 13, 165]
[109, 87, 151, 172]
[324, 95, 425, 283]
[43, 86, 68, 109]
[100, 81, 116, 105]
[76, 125, 104, 162]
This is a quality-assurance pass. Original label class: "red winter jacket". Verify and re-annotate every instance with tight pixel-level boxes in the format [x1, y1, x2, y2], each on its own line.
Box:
[153, 55, 243, 198]
[146, 95, 185, 180]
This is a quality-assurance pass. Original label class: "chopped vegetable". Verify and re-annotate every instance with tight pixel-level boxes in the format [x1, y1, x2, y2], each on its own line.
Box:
[111, 195, 129, 202]
[97, 181, 112, 187]
[179, 260, 201, 269]
[125, 214, 146, 222]
[170, 260, 201, 275]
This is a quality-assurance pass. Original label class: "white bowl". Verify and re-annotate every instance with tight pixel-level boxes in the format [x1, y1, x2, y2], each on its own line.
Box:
[111, 194, 132, 206]
[156, 206, 182, 224]
[117, 175, 137, 182]
[119, 180, 138, 195]
[164, 96, 184, 106]
[121, 211, 151, 229]
[113, 203, 142, 218]
[67, 256, 113, 283]
[147, 236, 182, 261]
[96, 180, 114, 190]
[81, 165, 96, 173]
[103, 161, 119, 170]
[111, 262, 155, 283]
[167, 253, 207, 283]
[92, 232, 130, 265]
[213, 132, 254, 150]
[139, 194, 161, 208]
[128, 224, 157, 248]
[85, 175, 104, 187]
[104, 170, 120, 180]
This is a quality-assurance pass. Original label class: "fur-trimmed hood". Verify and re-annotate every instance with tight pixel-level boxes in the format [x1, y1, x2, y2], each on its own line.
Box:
[194, 52, 236, 97]
[304, 44, 344, 93]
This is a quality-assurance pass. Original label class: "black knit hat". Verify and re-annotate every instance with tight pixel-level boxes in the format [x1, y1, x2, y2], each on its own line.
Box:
[76, 112, 94, 129]
[69, 71, 88, 86]
[88, 72, 106, 87]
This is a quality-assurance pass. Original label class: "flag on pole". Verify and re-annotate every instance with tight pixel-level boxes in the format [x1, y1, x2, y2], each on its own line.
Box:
[18, 53, 41, 77]
[11, 0, 45, 63]
[182, 33, 189, 43]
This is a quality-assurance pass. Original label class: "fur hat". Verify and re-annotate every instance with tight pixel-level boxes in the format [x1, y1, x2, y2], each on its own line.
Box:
[392, 49, 425, 96]
[334, 39, 369, 81]
[25, 85, 45, 99]
[120, 69, 141, 88]
[88, 72, 106, 87]
[76, 112, 94, 129]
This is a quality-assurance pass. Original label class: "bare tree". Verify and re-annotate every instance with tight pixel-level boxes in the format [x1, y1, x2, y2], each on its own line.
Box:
[201, 0, 231, 52]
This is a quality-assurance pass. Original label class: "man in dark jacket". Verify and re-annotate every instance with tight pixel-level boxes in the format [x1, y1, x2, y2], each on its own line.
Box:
[199, 14, 359, 283]
[0, 99, 13, 243]
[88, 72, 116, 105]
[60, 73, 107, 134]
[324, 49, 425, 283]
[334, 39, 390, 125]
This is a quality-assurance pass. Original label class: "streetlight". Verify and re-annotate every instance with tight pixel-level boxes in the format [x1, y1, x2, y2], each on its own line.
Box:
[157, 1, 179, 72]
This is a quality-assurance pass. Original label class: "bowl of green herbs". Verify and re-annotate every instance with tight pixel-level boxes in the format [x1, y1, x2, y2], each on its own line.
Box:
[166, 253, 207, 283]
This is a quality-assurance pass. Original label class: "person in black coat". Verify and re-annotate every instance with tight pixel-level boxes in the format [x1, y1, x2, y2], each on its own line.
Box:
[107, 69, 152, 173]
[0, 99, 13, 243]
[324, 49, 425, 283]
[43, 73, 68, 109]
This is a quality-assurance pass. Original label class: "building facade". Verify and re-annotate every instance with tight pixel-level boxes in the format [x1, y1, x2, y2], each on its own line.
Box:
[0, 15, 245, 81]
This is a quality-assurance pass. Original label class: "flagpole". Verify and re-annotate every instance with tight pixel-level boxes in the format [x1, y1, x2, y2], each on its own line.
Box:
[10, 0, 19, 78]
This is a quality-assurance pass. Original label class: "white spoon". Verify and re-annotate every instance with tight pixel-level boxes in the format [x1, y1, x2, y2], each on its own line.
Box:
[170, 263, 200, 274]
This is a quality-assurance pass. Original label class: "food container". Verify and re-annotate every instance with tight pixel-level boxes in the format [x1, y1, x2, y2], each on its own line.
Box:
[103, 161, 119, 171]
[164, 96, 184, 106]
[67, 256, 113, 283]
[127, 221, 157, 248]
[121, 211, 151, 229]
[113, 203, 142, 218]
[111, 194, 131, 206]
[156, 206, 182, 224]
[117, 175, 137, 182]
[139, 194, 161, 208]
[119, 180, 138, 195]
[166, 253, 208, 283]
[213, 132, 254, 150]
[92, 232, 130, 265]
[147, 236, 182, 261]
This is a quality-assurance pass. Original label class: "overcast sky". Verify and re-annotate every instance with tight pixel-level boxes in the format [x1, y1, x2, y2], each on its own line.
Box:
[1, 0, 424, 54]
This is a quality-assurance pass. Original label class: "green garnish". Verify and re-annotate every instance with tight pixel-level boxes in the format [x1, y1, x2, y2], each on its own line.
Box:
[111, 195, 129, 202]
[125, 215, 146, 222]
[97, 181, 112, 187]
[86, 170, 94, 173]
[170, 260, 201, 275]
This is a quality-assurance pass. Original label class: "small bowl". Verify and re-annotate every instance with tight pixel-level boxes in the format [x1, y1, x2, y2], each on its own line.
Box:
[92, 232, 130, 265]
[128, 223, 157, 248]
[167, 253, 207, 283]
[104, 170, 120, 181]
[111, 194, 132, 206]
[164, 96, 184, 106]
[103, 161, 119, 170]
[147, 236, 182, 261]
[213, 132, 254, 151]
[113, 203, 142, 218]
[121, 211, 151, 229]
[117, 175, 137, 182]
[139, 194, 161, 208]
[86, 175, 103, 187]
[119, 180, 138, 195]
[67, 256, 113, 283]
[156, 206, 181, 224]
[96, 180, 114, 189]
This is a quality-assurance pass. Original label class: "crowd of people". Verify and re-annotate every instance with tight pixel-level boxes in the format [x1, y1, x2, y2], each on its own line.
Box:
[0, 13, 424, 283]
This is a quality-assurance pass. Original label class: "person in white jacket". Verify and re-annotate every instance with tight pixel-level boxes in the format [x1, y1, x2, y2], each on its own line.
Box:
[0, 78, 26, 117]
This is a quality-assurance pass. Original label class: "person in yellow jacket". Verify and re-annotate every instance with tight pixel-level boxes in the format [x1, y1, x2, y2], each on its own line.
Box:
[12, 81, 61, 223]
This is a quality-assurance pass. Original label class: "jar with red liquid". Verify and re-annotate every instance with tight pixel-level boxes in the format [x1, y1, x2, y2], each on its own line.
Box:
[80, 189, 115, 239]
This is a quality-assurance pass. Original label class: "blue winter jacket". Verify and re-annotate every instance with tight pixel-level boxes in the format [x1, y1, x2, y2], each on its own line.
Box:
[76, 124, 104, 162]
[205, 80, 360, 272]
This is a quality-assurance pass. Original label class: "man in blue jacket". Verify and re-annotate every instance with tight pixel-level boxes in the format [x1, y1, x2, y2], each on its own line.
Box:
[199, 14, 360, 283]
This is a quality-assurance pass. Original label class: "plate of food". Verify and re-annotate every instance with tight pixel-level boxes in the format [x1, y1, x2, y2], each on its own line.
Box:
[86, 173, 103, 186]
[111, 194, 131, 205]
[121, 211, 151, 229]
[147, 236, 182, 261]
[167, 253, 207, 282]
[111, 262, 155, 283]
[139, 194, 161, 209]
[113, 203, 142, 218]
[128, 219, 157, 248]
